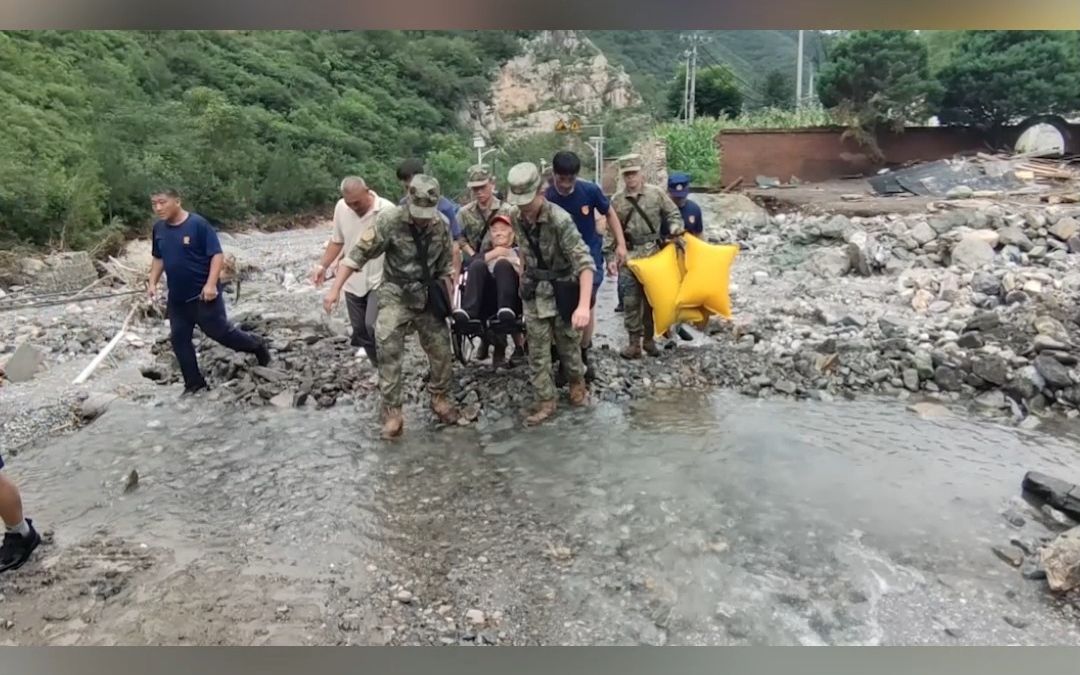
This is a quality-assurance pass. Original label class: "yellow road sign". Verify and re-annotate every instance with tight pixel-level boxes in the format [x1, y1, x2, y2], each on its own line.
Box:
[570, 119, 581, 133]
[555, 119, 568, 133]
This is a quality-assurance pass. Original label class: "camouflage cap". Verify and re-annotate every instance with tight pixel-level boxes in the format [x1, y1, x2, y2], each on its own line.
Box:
[506, 162, 542, 206]
[406, 174, 441, 220]
[618, 154, 643, 174]
[466, 164, 494, 188]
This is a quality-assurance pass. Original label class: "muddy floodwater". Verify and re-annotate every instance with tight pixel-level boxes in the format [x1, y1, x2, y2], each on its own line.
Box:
[3, 387, 1080, 645]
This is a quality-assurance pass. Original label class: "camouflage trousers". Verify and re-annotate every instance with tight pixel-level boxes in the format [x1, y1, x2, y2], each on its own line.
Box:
[619, 265, 654, 339]
[374, 300, 453, 409]
[525, 308, 584, 402]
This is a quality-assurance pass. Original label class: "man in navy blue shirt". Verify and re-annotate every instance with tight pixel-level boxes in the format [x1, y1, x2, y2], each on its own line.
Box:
[546, 151, 628, 381]
[148, 189, 270, 395]
[668, 172, 705, 341]
[668, 172, 704, 237]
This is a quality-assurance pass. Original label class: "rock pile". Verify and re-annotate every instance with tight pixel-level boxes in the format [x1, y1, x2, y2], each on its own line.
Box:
[1, 304, 146, 367]
[707, 198, 1080, 421]
[145, 315, 375, 409]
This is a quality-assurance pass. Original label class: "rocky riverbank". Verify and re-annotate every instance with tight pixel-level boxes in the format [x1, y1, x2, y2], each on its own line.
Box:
[3, 191, 1080, 646]
[4, 191, 1080, 448]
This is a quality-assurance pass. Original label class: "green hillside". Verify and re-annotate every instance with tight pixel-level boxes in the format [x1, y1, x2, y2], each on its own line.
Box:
[0, 30, 525, 250]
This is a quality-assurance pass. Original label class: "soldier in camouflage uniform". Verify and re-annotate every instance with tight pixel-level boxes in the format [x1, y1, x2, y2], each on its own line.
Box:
[457, 164, 512, 259]
[608, 154, 684, 359]
[505, 162, 596, 426]
[323, 175, 460, 439]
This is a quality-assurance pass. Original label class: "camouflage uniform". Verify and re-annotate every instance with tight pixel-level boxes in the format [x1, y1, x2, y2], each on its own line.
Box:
[505, 163, 596, 409]
[343, 175, 456, 427]
[458, 164, 512, 256]
[608, 154, 684, 345]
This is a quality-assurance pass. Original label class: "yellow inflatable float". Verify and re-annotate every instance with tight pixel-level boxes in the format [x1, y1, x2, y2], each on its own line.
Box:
[626, 235, 738, 337]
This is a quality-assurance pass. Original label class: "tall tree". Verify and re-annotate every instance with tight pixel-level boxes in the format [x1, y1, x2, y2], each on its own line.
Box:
[817, 30, 939, 130]
[816, 31, 940, 157]
[761, 69, 794, 110]
[935, 31, 1080, 129]
[667, 64, 743, 119]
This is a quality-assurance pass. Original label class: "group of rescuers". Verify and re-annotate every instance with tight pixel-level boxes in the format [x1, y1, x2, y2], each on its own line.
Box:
[146, 151, 706, 440]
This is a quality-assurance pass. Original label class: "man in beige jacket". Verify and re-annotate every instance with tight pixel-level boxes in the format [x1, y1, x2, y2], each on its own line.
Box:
[310, 176, 394, 363]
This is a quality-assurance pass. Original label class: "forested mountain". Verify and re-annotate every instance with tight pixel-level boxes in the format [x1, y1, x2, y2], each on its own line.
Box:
[1, 29, 823, 252]
[0, 30, 524, 249]
[585, 31, 827, 112]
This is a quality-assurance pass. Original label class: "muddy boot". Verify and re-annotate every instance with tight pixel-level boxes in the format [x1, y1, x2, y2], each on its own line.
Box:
[643, 337, 661, 357]
[509, 344, 526, 368]
[621, 337, 643, 360]
[477, 337, 490, 361]
[524, 400, 557, 426]
[381, 407, 404, 439]
[569, 380, 589, 406]
[430, 393, 460, 425]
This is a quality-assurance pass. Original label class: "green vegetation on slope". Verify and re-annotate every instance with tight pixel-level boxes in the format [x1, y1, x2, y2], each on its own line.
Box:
[0, 30, 525, 250]
[587, 30, 825, 116]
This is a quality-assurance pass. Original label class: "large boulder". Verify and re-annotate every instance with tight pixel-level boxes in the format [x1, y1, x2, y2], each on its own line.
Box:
[819, 215, 854, 240]
[1034, 354, 1073, 390]
[950, 236, 995, 271]
[808, 247, 851, 278]
[697, 193, 770, 236]
[998, 226, 1035, 252]
[1050, 217, 1080, 242]
[1041, 526, 1080, 592]
[847, 231, 889, 276]
[1023, 471, 1080, 521]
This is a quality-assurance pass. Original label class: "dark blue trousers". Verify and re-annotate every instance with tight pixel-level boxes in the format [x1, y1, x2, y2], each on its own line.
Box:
[168, 296, 262, 389]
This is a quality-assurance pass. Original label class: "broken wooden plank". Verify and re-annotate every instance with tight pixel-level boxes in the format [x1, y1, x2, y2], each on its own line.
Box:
[73, 306, 138, 385]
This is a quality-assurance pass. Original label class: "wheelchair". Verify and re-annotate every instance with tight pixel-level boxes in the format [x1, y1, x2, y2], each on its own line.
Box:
[449, 266, 525, 366]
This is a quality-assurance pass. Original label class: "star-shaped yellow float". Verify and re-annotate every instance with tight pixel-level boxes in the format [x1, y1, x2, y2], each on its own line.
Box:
[626, 235, 738, 337]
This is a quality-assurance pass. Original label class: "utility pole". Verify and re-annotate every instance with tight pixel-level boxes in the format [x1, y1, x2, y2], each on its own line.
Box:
[473, 136, 496, 166]
[583, 124, 605, 185]
[688, 33, 698, 124]
[796, 29, 804, 110]
[682, 50, 691, 124]
[807, 63, 815, 107]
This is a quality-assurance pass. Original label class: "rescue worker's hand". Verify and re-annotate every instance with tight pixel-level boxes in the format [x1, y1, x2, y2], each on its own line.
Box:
[322, 291, 339, 315]
[614, 243, 628, 269]
[146, 284, 159, 304]
[571, 305, 590, 330]
[309, 264, 326, 287]
[200, 284, 218, 302]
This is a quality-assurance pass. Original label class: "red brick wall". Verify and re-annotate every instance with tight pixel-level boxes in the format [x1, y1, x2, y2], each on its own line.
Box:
[716, 123, 1080, 184]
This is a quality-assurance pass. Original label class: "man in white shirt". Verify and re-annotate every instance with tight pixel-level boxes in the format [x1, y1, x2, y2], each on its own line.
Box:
[310, 176, 393, 363]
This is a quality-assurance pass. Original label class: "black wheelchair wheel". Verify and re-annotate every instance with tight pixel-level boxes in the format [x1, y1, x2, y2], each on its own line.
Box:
[452, 328, 479, 366]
